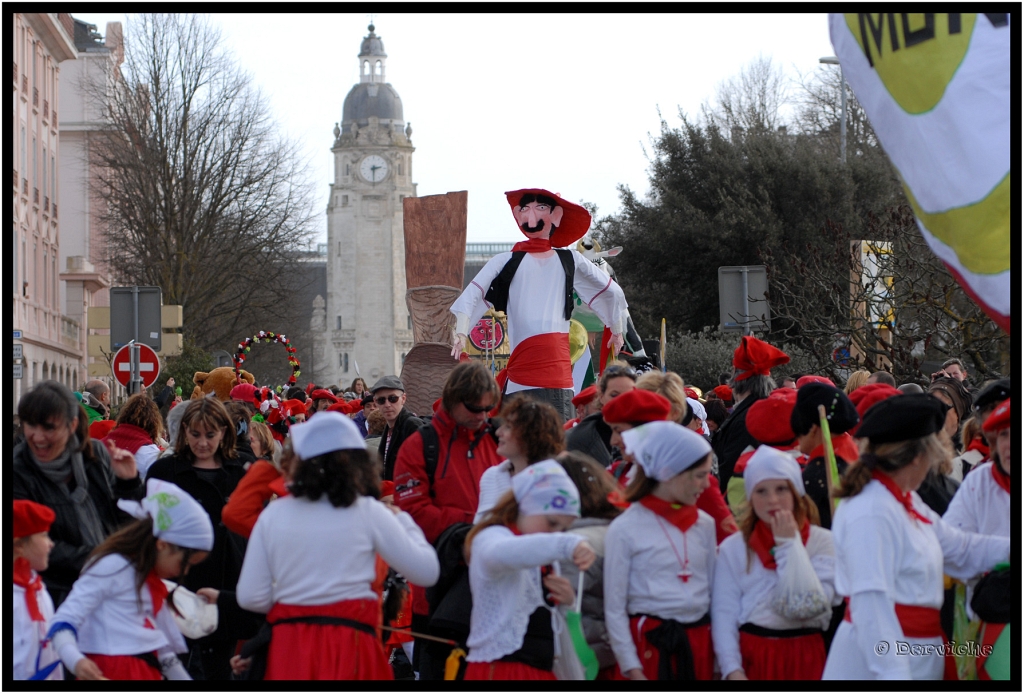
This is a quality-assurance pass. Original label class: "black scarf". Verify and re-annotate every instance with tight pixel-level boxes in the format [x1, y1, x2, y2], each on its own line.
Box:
[28, 435, 107, 546]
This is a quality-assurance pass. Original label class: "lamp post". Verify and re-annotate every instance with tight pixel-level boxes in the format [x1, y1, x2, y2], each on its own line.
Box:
[820, 56, 846, 164]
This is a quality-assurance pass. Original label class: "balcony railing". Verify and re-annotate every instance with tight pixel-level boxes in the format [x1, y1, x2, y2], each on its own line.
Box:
[44, 197, 49, 212]
[13, 62, 17, 86]
[61, 315, 81, 349]
[14, 169, 18, 189]
[22, 75, 27, 93]
[52, 109, 57, 123]
[33, 87, 38, 106]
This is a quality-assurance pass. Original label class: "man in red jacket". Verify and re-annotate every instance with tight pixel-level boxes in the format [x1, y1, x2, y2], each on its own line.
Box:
[393, 361, 502, 680]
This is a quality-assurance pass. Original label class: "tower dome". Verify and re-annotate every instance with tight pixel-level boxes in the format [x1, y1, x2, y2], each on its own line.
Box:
[342, 24, 404, 127]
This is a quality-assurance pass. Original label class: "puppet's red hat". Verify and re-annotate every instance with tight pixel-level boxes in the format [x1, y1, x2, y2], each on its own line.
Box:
[505, 188, 592, 248]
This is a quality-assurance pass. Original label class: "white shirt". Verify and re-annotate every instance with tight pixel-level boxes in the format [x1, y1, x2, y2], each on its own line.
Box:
[134, 443, 162, 480]
[50, 553, 187, 674]
[13, 576, 61, 680]
[942, 462, 1011, 618]
[604, 503, 717, 674]
[466, 525, 582, 663]
[823, 479, 1010, 680]
[452, 250, 628, 392]
[474, 461, 513, 523]
[236, 495, 439, 612]
[712, 526, 838, 677]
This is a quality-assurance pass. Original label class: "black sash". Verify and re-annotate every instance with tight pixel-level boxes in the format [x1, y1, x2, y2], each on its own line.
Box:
[739, 622, 823, 639]
[269, 614, 376, 636]
[497, 606, 554, 672]
[131, 651, 162, 672]
[632, 612, 710, 681]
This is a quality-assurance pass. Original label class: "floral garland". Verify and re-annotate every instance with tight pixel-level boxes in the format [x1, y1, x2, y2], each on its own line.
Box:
[233, 331, 301, 385]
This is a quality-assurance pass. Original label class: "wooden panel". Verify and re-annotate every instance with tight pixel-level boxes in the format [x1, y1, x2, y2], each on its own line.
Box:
[402, 191, 468, 290]
[399, 343, 458, 417]
[87, 306, 110, 329]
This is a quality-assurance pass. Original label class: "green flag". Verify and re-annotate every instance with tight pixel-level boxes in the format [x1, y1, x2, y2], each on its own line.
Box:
[567, 571, 599, 679]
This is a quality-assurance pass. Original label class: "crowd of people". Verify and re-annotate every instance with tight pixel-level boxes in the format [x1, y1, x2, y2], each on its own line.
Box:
[12, 340, 1010, 681]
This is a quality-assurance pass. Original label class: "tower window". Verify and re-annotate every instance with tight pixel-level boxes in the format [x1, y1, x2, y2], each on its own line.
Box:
[336, 315, 342, 330]
[341, 353, 349, 373]
[345, 164, 349, 176]
[407, 315, 412, 330]
[342, 195, 349, 206]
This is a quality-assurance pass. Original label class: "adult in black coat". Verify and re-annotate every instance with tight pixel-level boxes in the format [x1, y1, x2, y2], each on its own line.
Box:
[13, 381, 145, 607]
[146, 397, 260, 680]
[566, 364, 638, 467]
[371, 376, 422, 480]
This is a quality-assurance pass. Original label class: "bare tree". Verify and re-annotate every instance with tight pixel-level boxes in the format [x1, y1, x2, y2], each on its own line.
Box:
[86, 14, 318, 353]
[762, 205, 1009, 382]
[702, 55, 789, 134]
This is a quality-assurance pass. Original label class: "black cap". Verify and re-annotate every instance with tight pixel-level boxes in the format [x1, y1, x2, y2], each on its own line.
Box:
[790, 383, 859, 436]
[361, 392, 374, 406]
[973, 378, 1011, 412]
[370, 375, 405, 394]
[857, 393, 948, 444]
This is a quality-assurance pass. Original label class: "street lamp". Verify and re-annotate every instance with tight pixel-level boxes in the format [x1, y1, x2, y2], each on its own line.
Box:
[820, 56, 846, 164]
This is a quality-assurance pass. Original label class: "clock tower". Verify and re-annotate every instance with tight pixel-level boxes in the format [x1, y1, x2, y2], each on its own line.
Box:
[321, 24, 416, 387]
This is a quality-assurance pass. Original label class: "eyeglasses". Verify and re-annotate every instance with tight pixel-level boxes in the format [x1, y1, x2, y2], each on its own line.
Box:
[462, 401, 495, 414]
[375, 395, 402, 405]
[602, 365, 636, 379]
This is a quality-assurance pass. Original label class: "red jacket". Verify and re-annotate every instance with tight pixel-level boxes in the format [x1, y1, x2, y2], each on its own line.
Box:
[221, 460, 282, 539]
[393, 408, 501, 615]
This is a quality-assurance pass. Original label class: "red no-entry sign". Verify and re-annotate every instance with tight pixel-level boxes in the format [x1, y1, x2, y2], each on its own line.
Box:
[112, 343, 161, 389]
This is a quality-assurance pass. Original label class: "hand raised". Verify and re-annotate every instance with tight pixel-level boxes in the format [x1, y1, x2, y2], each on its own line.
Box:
[572, 540, 596, 572]
[769, 509, 799, 541]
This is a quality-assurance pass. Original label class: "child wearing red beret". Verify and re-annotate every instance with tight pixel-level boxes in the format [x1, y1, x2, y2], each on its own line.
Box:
[13, 500, 61, 680]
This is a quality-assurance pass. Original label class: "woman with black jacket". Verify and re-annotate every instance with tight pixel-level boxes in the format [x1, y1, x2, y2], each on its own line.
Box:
[13, 381, 144, 607]
[146, 397, 259, 680]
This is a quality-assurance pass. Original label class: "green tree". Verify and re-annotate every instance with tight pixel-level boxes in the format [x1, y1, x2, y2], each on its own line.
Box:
[156, 337, 214, 400]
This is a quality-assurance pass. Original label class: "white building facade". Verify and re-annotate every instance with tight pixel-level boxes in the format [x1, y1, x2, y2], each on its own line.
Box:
[13, 13, 80, 407]
[315, 24, 416, 387]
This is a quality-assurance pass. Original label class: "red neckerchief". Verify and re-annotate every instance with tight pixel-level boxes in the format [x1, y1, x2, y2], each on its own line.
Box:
[639, 494, 699, 534]
[871, 470, 932, 524]
[607, 489, 630, 509]
[145, 569, 169, 615]
[966, 435, 990, 458]
[805, 433, 859, 466]
[512, 238, 552, 253]
[748, 518, 811, 570]
[13, 557, 44, 621]
[991, 462, 1011, 494]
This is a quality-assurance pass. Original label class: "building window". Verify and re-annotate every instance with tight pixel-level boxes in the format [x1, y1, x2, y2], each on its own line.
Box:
[407, 315, 412, 330]
[342, 195, 349, 206]
[341, 352, 349, 373]
[43, 252, 47, 305]
[42, 147, 47, 201]
[336, 315, 342, 330]
[52, 255, 56, 309]
[400, 352, 406, 367]
[13, 234, 17, 294]
[51, 154, 55, 200]
[33, 137, 37, 190]
[21, 127, 26, 173]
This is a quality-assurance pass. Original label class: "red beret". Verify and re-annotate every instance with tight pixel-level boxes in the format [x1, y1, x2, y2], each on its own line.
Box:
[796, 375, 834, 388]
[14, 499, 56, 538]
[984, 398, 1010, 433]
[327, 400, 362, 416]
[601, 389, 672, 424]
[746, 388, 798, 445]
[230, 383, 258, 403]
[848, 383, 901, 435]
[684, 387, 701, 401]
[732, 336, 790, 381]
[712, 385, 734, 403]
[380, 481, 396, 498]
[282, 399, 307, 417]
[90, 420, 117, 440]
[572, 385, 598, 408]
[505, 188, 592, 248]
[310, 389, 339, 403]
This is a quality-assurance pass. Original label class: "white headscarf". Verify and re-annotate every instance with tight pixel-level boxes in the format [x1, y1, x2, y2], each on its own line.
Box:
[511, 460, 581, 517]
[687, 397, 710, 436]
[743, 445, 806, 500]
[117, 479, 214, 551]
[621, 421, 712, 482]
[290, 411, 365, 459]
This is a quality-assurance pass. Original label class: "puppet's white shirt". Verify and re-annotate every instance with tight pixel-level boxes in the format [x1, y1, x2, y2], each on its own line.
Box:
[452, 250, 627, 392]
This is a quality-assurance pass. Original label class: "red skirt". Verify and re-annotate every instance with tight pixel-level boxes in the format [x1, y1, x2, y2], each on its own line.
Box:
[464, 661, 557, 680]
[85, 653, 161, 680]
[265, 598, 392, 680]
[612, 615, 713, 680]
[738, 627, 826, 680]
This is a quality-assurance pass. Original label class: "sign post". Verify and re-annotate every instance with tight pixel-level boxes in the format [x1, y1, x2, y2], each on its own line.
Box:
[110, 286, 162, 395]
[718, 265, 770, 334]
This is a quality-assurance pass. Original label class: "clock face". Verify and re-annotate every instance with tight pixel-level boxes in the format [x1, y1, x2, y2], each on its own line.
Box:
[359, 155, 389, 183]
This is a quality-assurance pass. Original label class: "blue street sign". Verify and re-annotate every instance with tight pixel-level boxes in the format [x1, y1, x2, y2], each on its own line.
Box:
[14, 330, 23, 339]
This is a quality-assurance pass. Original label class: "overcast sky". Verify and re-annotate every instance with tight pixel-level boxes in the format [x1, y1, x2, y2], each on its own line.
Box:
[69, 12, 836, 244]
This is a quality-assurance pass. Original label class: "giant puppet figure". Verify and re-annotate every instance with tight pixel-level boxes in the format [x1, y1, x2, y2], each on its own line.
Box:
[450, 188, 627, 420]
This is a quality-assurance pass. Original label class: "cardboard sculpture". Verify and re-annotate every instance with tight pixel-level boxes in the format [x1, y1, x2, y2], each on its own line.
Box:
[400, 191, 468, 415]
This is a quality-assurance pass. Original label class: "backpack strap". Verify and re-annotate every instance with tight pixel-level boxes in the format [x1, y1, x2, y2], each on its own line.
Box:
[554, 248, 576, 320]
[419, 422, 440, 498]
[483, 251, 526, 314]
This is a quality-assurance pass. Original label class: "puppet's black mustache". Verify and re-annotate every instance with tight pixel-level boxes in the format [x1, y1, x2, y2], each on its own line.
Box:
[521, 221, 546, 233]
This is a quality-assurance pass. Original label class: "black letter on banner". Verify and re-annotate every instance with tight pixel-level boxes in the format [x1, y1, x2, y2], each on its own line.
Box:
[902, 14, 935, 47]
[984, 13, 1008, 27]
[947, 13, 961, 34]
[859, 13, 899, 67]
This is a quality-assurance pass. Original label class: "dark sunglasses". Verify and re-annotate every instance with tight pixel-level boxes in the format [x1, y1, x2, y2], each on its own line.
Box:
[463, 401, 494, 414]
[603, 365, 636, 378]
[375, 394, 402, 405]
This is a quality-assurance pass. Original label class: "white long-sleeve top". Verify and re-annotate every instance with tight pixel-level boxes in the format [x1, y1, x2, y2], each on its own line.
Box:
[451, 250, 627, 393]
[474, 461, 514, 523]
[823, 479, 1010, 680]
[712, 526, 838, 678]
[236, 494, 439, 612]
[465, 525, 582, 663]
[49, 553, 187, 675]
[13, 577, 62, 680]
[604, 503, 717, 675]
[942, 462, 1011, 619]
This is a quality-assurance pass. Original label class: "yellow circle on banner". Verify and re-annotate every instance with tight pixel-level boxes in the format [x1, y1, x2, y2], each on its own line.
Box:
[844, 13, 975, 114]
[903, 172, 1010, 275]
[569, 319, 588, 365]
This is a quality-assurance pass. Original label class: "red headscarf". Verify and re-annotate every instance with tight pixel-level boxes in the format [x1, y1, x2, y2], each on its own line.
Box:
[732, 336, 790, 381]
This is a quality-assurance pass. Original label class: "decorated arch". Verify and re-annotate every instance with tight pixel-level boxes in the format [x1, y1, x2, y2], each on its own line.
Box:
[233, 331, 301, 385]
